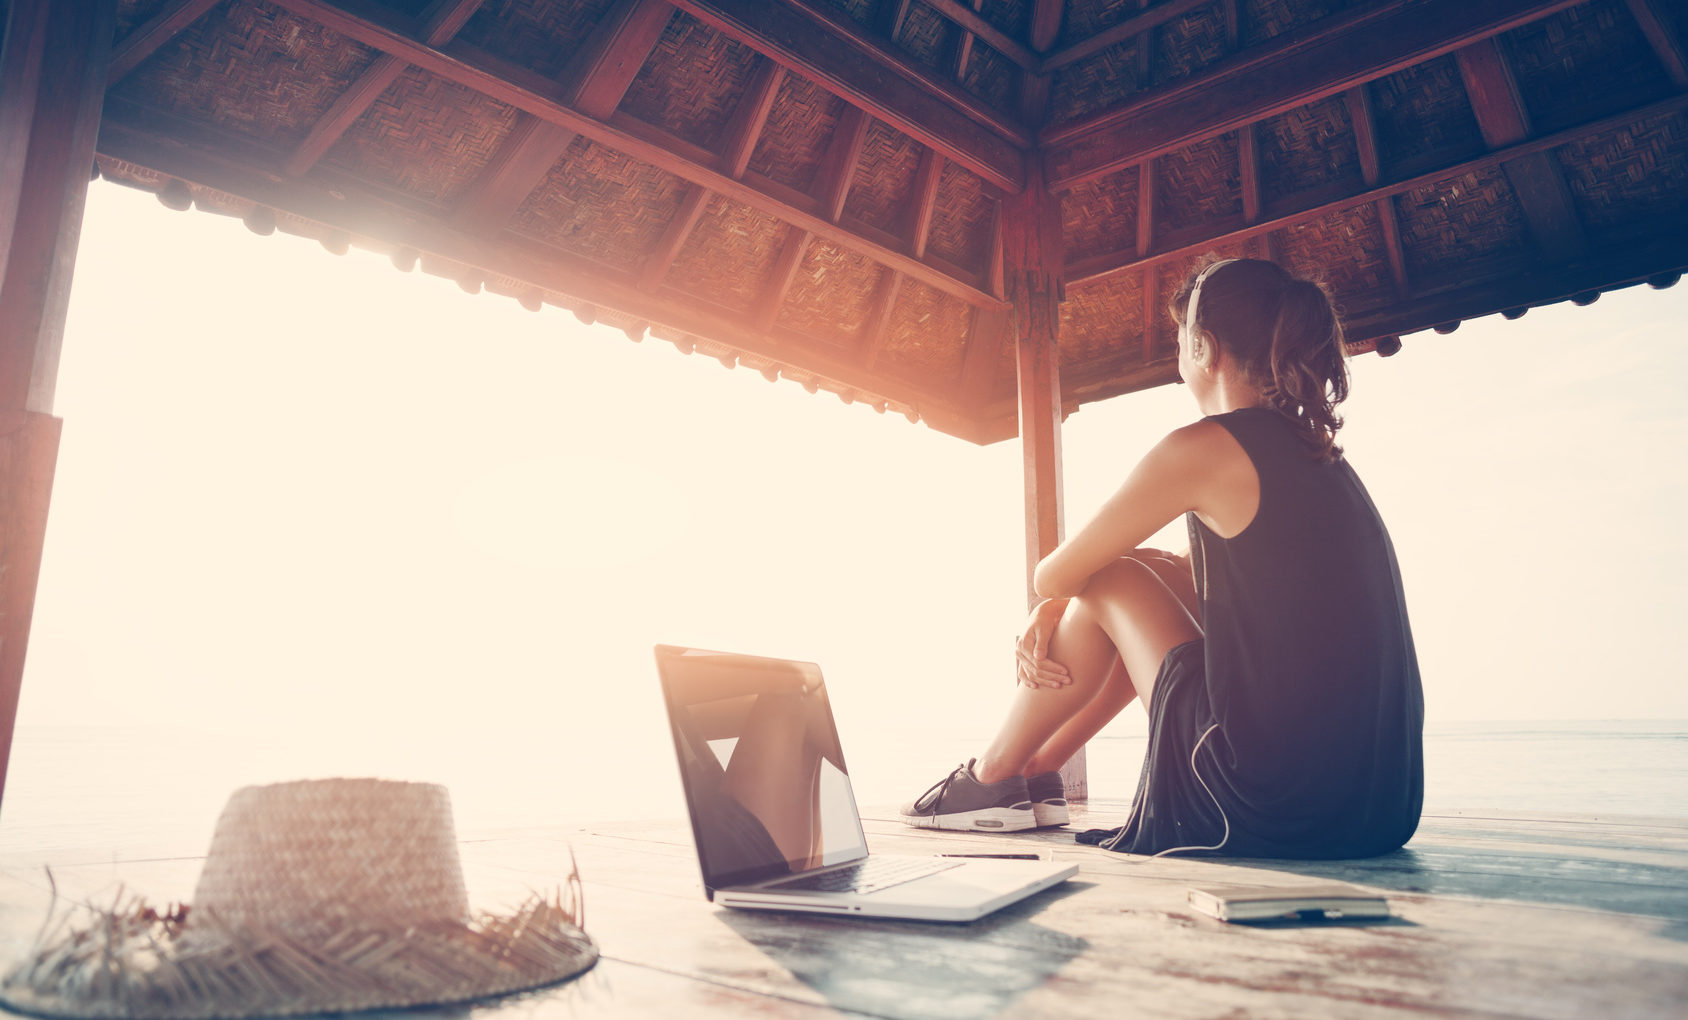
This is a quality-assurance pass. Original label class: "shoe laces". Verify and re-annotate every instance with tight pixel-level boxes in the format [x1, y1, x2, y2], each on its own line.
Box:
[914, 762, 970, 813]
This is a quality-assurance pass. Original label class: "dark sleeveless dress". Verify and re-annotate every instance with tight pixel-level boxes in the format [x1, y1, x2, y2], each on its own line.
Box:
[1078, 407, 1424, 859]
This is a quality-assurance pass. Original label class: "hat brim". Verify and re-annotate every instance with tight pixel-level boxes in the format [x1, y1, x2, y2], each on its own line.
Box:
[0, 892, 597, 1020]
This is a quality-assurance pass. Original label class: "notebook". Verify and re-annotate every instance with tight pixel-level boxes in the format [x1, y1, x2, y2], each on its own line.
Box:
[1187, 882, 1391, 923]
[655, 644, 1077, 923]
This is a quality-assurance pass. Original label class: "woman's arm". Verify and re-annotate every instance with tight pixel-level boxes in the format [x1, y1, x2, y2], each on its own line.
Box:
[1033, 420, 1254, 598]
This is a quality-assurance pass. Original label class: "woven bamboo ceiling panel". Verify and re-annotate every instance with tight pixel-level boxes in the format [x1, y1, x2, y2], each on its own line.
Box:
[92, 0, 1688, 442]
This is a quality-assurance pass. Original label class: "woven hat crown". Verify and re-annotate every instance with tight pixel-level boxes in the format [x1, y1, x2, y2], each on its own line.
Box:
[191, 778, 469, 930]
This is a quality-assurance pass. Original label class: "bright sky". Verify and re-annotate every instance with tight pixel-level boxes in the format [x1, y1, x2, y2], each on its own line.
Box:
[18, 182, 1688, 787]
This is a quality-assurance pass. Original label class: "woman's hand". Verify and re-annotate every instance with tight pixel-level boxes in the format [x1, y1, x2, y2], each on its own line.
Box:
[1015, 598, 1072, 689]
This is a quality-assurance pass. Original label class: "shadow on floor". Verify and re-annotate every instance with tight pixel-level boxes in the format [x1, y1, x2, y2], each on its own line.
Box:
[713, 882, 1090, 1020]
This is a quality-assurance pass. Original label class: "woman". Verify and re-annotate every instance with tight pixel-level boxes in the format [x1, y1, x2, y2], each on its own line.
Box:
[900, 258, 1423, 859]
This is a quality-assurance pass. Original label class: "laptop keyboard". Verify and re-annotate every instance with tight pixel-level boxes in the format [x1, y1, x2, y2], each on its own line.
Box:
[764, 855, 962, 895]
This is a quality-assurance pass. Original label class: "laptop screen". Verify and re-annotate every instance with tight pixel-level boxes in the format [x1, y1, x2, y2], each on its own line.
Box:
[656, 645, 869, 892]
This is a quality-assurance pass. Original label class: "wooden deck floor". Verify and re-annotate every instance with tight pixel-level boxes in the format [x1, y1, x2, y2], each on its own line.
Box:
[2, 801, 1685, 1019]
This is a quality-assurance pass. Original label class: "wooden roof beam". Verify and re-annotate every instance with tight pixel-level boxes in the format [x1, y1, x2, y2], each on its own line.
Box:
[907, 147, 944, 258]
[946, 0, 986, 82]
[924, 0, 1037, 71]
[1625, 0, 1688, 89]
[451, 0, 673, 233]
[755, 226, 811, 330]
[639, 183, 709, 291]
[668, 0, 1028, 191]
[1345, 83, 1409, 296]
[1040, 0, 1209, 72]
[1064, 89, 1688, 287]
[106, 0, 224, 85]
[858, 267, 903, 369]
[817, 106, 870, 223]
[1455, 38, 1587, 264]
[263, 0, 1004, 308]
[720, 59, 784, 179]
[1044, 0, 1585, 190]
[285, 0, 485, 177]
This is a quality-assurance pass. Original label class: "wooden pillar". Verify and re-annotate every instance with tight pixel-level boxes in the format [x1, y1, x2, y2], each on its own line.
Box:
[0, 0, 117, 807]
[1002, 160, 1082, 800]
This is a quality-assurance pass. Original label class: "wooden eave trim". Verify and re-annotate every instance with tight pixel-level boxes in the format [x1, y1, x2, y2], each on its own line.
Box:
[261, 0, 1004, 309]
[668, 0, 1029, 189]
[1063, 86, 1688, 288]
[106, 0, 223, 85]
[1040, 0, 1210, 73]
[1042, 0, 1584, 189]
[1626, 0, 1688, 90]
[1036, 235, 1688, 418]
[1336, 235, 1688, 343]
[922, 0, 1037, 71]
[92, 113, 982, 432]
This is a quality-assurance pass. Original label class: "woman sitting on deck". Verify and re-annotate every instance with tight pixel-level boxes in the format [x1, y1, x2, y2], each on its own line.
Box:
[901, 258, 1424, 859]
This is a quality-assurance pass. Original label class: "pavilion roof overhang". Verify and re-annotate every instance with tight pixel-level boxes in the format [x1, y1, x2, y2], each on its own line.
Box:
[83, 0, 1688, 443]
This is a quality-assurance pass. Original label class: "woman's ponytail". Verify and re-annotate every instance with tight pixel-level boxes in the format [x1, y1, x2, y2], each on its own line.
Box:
[1267, 279, 1348, 462]
[1171, 259, 1351, 461]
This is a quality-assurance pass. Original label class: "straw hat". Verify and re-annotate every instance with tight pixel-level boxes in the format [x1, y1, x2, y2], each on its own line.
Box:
[0, 778, 597, 1019]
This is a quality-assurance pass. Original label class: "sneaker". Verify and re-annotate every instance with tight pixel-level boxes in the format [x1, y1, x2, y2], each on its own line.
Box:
[899, 759, 1035, 832]
[1026, 771, 1070, 827]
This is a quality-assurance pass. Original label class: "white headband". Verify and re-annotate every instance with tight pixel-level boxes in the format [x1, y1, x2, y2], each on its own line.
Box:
[1181, 258, 1239, 349]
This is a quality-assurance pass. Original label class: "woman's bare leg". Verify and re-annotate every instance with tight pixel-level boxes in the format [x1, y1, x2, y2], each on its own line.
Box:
[973, 558, 1200, 785]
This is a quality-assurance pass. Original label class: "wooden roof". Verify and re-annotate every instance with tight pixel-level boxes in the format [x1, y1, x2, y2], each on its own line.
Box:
[89, 0, 1688, 442]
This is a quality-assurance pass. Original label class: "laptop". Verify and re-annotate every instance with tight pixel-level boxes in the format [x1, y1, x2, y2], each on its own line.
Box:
[655, 644, 1078, 922]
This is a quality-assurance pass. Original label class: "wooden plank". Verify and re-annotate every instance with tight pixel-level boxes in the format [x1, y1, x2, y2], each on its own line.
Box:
[1135, 156, 1156, 257]
[1626, 0, 1688, 89]
[93, 111, 986, 437]
[1040, 0, 1209, 72]
[1376, 195, 1408, 295]
[817, 106, 869, 224]
[285, 57, 408, 176]
[0, 0, 114, 811]
[0, 0, 114, 414]
[1140, 264, 1157, 358]
[755, 226, 811, 330]
[667, 0, 1029, 189]
[907, 146, 945, 258]
[959, 306, 1008, 409]
[924, 0, 1037, 71]
[1238, 123, 1260, 224]
[0, 412, 63, 811]
[639, 184, 710, 291]
[1455, 38, 1587, 263]
[449, 0, 672, 233]
[263, 0, 1005, 309]
[1029, 0, 1064, 53]
[858, 268, 902, 368]
[105, 0, 223, 85]
[285, 0, 485, 176]
[878, 0, 914, 39]
[1044, 0, 1584, 189]
[719, 60, 783, 180]
[1064, 89, 1688, 287]
[1346, 85, 1381, 186]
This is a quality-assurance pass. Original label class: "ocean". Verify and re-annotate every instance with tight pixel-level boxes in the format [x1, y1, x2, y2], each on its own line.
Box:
[1, 719, 1682, 867]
